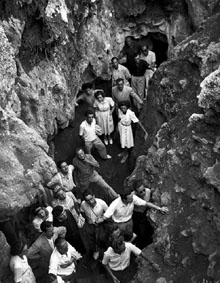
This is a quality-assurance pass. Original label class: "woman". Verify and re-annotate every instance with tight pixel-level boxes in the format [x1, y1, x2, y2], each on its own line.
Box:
[32, 206, 53, 232]
[10, 241, 36, 283]
[93, 90, 115, 145]
[118, 101, 148, 163]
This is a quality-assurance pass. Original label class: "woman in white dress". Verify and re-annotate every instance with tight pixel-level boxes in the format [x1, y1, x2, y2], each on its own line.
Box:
[10, 242, 36, 283]
[93, 90, 115, 145]
[118, 101, 148, 163]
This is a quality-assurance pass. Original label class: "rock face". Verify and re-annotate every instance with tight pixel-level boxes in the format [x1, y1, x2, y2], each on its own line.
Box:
[129, 12, 220, 283]
[0, 0, 220, 281]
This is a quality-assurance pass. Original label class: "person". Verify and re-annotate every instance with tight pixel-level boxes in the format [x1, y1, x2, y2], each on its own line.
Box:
[72, 147, 118, 201]
[79, 109, 112, 159]
[32, 205, 53, 232]
[103, 187, 168, 241]
[80, 190, 108, 259]
[27, 221, 66, 280]
[130, 52, 149, 109]
[112, 78, 143, 114]
[10, 241, 36, 283]
[140, 45, 156, 99]
[47, 273, 64, 283]
[117, 101, 148, 163]
[48, 237, 82, 282]
[47, 161, 76, 193]
[52, 206, 86, 254]
[93, 90, 115, 145]
[119, 36, 141, 72]
[102, 235, 148, 283]
[75, 83, 103, 107]
[111, 57, 131, 87]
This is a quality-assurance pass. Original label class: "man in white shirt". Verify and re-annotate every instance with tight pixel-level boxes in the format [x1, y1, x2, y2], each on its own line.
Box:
[79, 109, 111, 160]
[140, 45, 156, 99]
[49, 237, 82, 282]
[80, 190, 108, 258]
[111, 57, 131, 87]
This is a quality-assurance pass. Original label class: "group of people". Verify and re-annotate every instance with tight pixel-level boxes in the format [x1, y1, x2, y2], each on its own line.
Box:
[6, 36, 162, 283]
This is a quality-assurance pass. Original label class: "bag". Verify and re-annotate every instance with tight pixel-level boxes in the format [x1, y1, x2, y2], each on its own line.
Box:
[76, 213, 85, 228]
[95, 124, 103, 136]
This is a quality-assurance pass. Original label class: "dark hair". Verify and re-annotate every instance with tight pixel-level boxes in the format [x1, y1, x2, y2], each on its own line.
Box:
[82, 82, 93, 90]
[83, 189, 94, 200]
[10, 241, 25, 256]
[47, 274, 57, 283]
[133, 180, 143, 191]
[94, 90, 105, 99]
[107, 223, 119, 237]
[116, 78, 124, 84]
[33, 206, 45, 216]
[111, 57, 118, 62]
[134, 51, 141, 58]
[120, 187, 133, 200]
[54, 236, 65, 248]
[111, 235, 124, 250]
[56, 160, 67, 169]
[85, 109, 94, 117]
[41, 221, 53, 233]
[141, 45, 149, 50]
[75, 147, 84, 154]
[118, 100, 130, 109]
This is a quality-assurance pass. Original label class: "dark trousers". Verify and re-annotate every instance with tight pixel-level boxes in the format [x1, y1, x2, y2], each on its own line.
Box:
[0, 217, 21, 249]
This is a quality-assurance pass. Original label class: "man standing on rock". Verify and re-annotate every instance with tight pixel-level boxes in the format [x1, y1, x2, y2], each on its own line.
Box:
[72, 147, 118, 202]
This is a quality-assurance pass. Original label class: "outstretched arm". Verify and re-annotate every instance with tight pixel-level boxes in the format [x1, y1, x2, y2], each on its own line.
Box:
[137, 121, 148, 141]
[145, 202, 169, 214]
[103, 265, 120, 283]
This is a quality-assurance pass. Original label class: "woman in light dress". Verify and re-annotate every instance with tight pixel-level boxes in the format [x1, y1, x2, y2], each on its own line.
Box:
[93, 90, 115, 145]
[118, 101, 148, 163]
[10, 241, 36, 283]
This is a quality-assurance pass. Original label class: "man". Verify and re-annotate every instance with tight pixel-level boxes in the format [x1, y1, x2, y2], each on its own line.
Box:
[72, 147, 118, 201]
[49, 237, 82, 282]
[103, 187, 168, 241]
[52, 206, 86, 254]
[140, 45, 156, 98]
[75, 83, 103, 107]
[47, 161, 76, 193]
[102, 235, 148, 283]
[79, 109, 111, 159]
[112, 78, 143, 113]
[27, 221, 66, 280]
[111, 57, 131, 87]
[80, 190, 108, 259]
[130, 52, 149, 109]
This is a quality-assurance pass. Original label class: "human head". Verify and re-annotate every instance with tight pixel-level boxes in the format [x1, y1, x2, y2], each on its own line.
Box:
[83, 190, 96, 207]
[125, 36, 133, 47]
[57, 160, 68, 174]
[111, 236, 125, 254]
[111, 57, 119, 69]
[120, 187, 133, 204]
[134, 52, 141, 63]
[40, 221, 54, 239]
[54, 187, 66, 201]
[34, 206, 48, 219]
[11, 241, 27, 256]
[75, 147, 86, 160]
[94, 90, 105, 102]
[116, 78, 124, 91]
[141, 45, 149, 56]
[118, 100, 130, 114]
[52, 206, 67, 222]
[85, 109, 94, 124]
[133, 180, 145, 198]
[108, 223, 121, 242]
[55, 237, 68, 255]
[82, 82, 93, 95]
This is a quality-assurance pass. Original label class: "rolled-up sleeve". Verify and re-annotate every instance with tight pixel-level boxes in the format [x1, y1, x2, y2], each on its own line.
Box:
[133, 195, 147, 206]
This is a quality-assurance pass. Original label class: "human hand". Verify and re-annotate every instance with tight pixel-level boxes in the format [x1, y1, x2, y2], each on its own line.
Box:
[95, 217, 104, 224]
[160, 206, 169, 214]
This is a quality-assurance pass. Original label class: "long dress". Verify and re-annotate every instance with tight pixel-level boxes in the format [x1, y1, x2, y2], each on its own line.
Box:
[93, 97, 114, 135]
[10, 255, 36, 283]
[118, 109, 139, 148]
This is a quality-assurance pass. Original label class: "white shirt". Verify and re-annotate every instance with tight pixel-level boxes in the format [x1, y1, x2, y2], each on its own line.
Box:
[140, 50, 156, 67]
[49, 243, 82, 276]
[112, 64, 131, 86]
[102, 242, 141, 271]
[81, 198, 108, 224]
[104, 195, 146, 223]
[79, 119, 97, 142]
[52, 192, 78, 218]
[32, 206, 53, 232]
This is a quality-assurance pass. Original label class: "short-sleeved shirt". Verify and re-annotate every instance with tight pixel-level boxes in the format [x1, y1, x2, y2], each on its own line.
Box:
[112, 85, 141, 105]
[102, 242, 141, 271]
[81, 198, 108, 224]
[93, 97, 114, 112]
[72, 154, 97, 182]
[112, 64, 131, 86]
[140, 50, 156, 66]
[104, 195, 146, 223]
[79, 119, 96, 142]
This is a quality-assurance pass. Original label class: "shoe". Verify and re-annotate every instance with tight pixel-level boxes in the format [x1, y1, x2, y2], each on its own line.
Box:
[109, 138, 113, 145]
[104, 138, 108, 145]
[117, 152, 123, 157]
[121, 154, 128, 163]
[106, 154, 112, 159]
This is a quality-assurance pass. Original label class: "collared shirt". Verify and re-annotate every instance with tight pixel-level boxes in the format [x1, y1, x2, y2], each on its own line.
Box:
[102, 242, 141, 271]
[81, 198, 108, 224]
[112, 85, 142, 105]
[52, 192, 78, 219]
[112, 64, 131, 86]
[49, 243, 82, 276]
[47, 165, 76, 192]
[104, 195, 146, 223]
[140, 50, 156, 67]
[79, 119, 97, 142]
[130, 59, 149, 76]
[72, 154, 98, 182]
